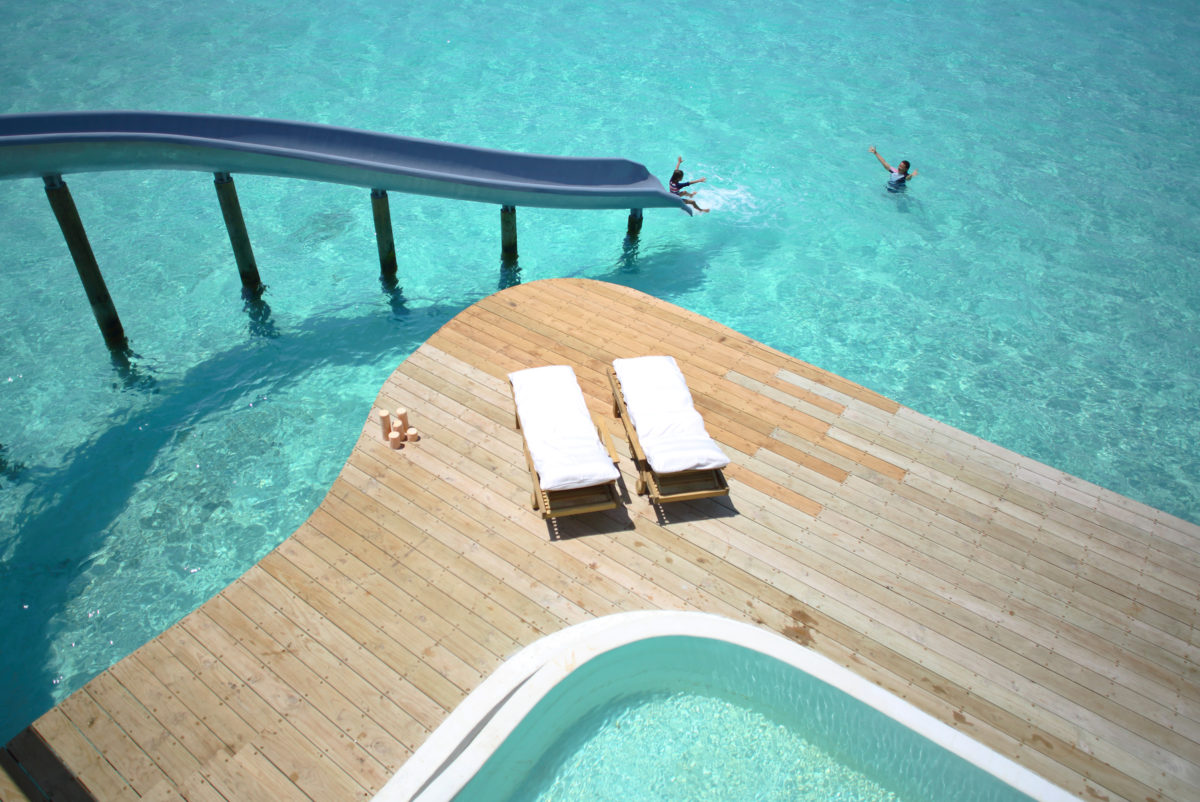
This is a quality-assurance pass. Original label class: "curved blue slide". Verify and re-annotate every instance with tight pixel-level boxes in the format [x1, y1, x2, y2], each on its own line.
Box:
[0, 111, 688, 213]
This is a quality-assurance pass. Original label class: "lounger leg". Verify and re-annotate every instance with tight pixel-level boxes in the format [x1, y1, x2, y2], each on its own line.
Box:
[636, 473, 647, 496]
[532, 490, 540, 511]
[612, 395, 620, 418]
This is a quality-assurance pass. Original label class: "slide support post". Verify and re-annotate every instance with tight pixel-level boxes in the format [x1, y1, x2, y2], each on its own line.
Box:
[501, 205, 518, 260]
[627, 208, 644, 238]
[213, 172, 263, 297]
[371, 188, 398, 283]
[42, 174, 128, 351]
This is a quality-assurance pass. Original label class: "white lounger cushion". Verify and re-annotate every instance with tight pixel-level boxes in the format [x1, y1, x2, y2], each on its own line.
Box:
[612, 356, 731, 474]
[509, 365, 620, 492]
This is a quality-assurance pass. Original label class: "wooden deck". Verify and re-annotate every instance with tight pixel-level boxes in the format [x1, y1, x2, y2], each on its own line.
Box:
[5, 278, 1198, 801]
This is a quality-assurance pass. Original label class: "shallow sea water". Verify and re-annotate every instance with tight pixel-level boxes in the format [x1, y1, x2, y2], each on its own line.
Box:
[1, 0, 1198, 741]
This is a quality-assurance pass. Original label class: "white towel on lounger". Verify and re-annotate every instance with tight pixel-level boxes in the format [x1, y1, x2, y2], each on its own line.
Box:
[612, 356, 730, 474]
[509, 365, 619, 492]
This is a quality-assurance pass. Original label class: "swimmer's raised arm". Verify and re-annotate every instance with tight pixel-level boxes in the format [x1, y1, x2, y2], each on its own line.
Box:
[869, 146, 892, 172]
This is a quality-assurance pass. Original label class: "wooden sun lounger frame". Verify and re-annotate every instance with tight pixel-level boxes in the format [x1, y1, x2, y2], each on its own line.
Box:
[607, 367, 730, 504]
[511, 380, 621, 519]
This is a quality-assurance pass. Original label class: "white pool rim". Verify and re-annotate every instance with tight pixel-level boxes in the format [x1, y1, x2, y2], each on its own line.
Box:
[372, 611, 1072, 802]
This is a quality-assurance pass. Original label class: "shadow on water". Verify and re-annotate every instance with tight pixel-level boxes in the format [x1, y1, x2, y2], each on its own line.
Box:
[580, 229, 727, 302]
[380, 274, 408, 316]
[0, 294, 459, 744]
[0, 443, 27, 482]
[243, 285, 280, 339]
[614, 235, 639, 274]
[889, 189, 920, 215]
[884, 184, 933, 225]
[106, 339, 160, 392]
[499, 256, 521, 290]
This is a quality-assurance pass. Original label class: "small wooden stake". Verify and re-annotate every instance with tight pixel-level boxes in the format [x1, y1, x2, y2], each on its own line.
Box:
[377, 409, 392, 440]
[388, 430, 404, 449]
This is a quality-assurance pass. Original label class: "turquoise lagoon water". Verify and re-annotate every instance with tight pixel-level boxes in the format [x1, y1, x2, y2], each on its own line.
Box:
[455, 637, 1032, 801]
[2, 0, 1198, 743]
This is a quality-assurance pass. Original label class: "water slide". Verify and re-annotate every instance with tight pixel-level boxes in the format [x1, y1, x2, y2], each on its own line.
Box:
[0, 111, 688, 212]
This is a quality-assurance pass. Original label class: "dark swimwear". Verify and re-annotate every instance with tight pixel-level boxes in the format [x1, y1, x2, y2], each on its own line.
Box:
[670, 179, 697, 195]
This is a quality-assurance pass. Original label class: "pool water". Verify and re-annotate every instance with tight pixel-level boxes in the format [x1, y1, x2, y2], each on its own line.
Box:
[512, 691, 909, 802]
[453, 635, 1034, 802]
[2, 0, 1198, 743]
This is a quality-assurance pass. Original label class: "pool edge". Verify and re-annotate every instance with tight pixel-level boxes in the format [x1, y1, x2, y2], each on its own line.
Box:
[374, 611, 1074, 802]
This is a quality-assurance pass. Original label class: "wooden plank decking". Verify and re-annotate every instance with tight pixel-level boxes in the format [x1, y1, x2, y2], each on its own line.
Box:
[5, 278, 1198, 801]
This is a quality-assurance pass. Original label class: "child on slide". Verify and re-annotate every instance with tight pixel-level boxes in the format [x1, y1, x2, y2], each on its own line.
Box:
[669, 156, 710, 213]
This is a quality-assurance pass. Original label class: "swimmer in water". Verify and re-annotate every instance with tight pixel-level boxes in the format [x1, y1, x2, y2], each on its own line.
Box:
[869, 146, 918, 192]
[669, 156, 710, 213]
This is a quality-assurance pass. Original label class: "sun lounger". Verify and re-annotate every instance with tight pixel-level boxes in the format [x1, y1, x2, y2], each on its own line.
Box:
[509, 365, 621, 519]
[608, 355, 730, 503]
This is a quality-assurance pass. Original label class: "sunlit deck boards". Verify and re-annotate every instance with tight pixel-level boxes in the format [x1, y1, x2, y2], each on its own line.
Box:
[8, 277, 1198, 801]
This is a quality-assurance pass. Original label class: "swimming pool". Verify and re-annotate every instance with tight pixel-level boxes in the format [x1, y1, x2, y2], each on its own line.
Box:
[1, 0, 1198, 743]
[377, 613, 1068, 801]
